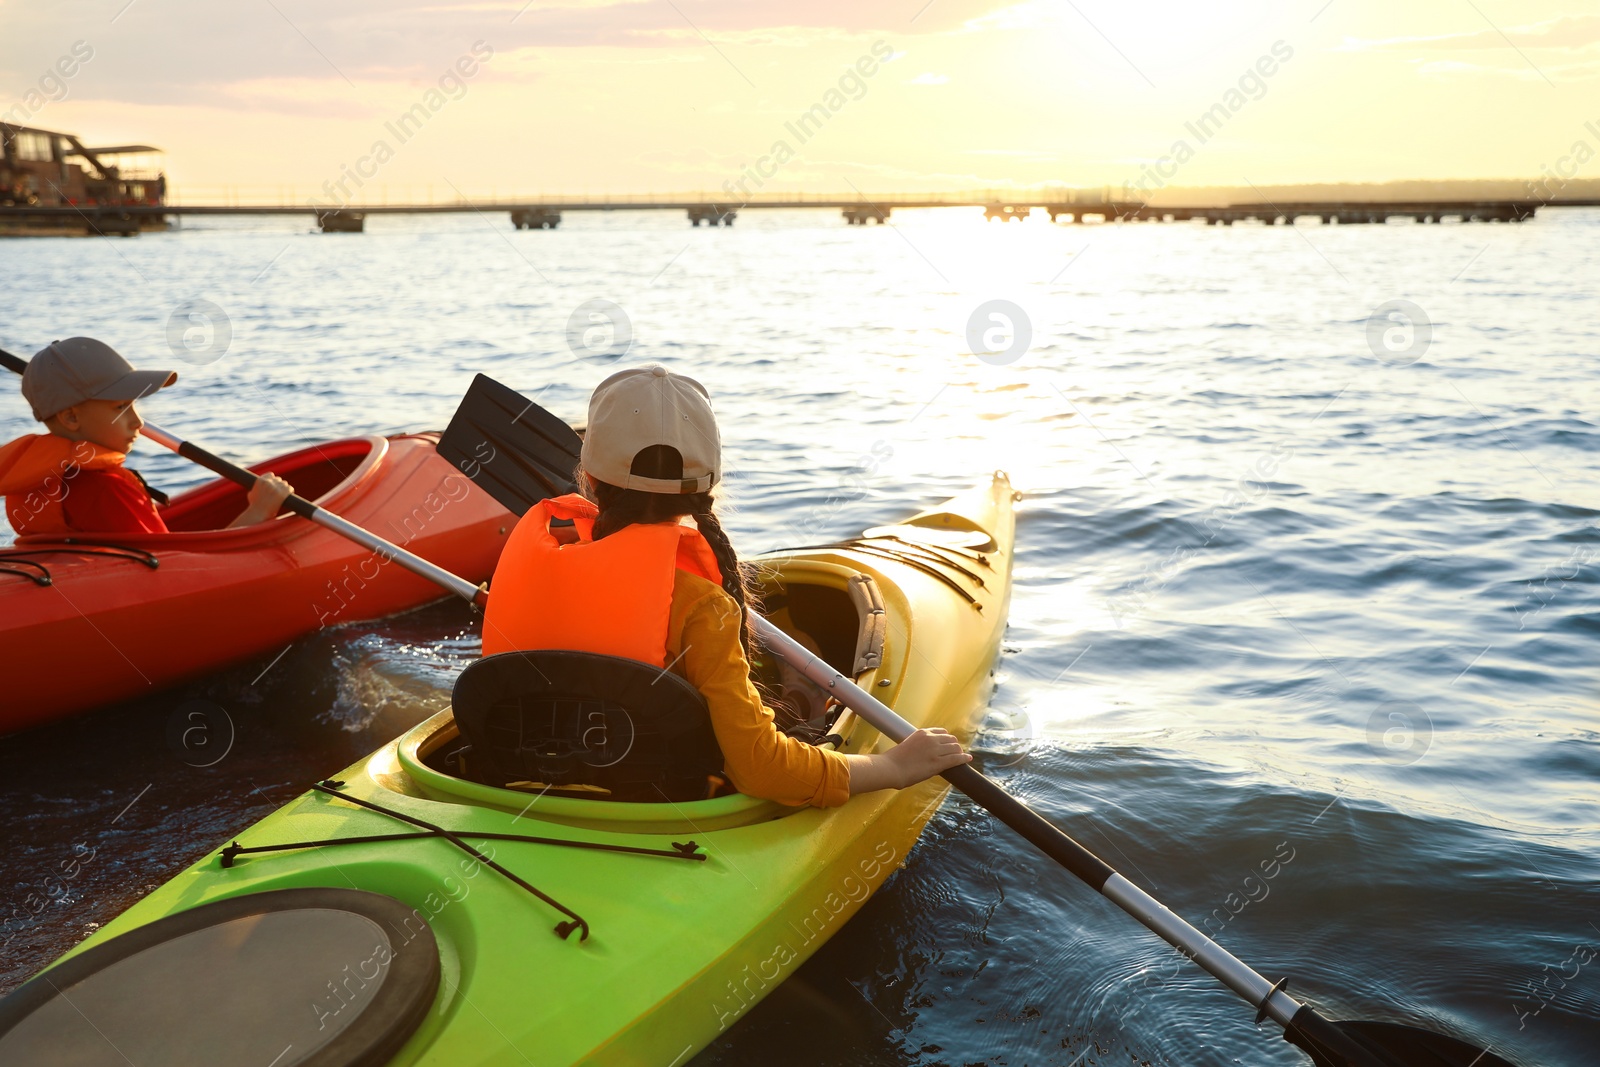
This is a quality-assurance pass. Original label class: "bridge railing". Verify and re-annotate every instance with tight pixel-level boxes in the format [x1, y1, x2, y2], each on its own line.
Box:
[158, 185, 1092, 209]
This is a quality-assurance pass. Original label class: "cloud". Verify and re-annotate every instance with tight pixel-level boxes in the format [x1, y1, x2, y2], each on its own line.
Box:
[964, 148, 1055, 158]
[1409, 55, 1600, 82]
[956, 0, 1068, 34]
[1337, 14, 1600, 83]
[206, 78, 379, 119]
[1342, 14, 1600, 53]
[0, 0, 1018, 116]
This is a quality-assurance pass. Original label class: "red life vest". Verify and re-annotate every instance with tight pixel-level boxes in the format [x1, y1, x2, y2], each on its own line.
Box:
[481, 493, 724, 667]
[0, 434, 159, 536]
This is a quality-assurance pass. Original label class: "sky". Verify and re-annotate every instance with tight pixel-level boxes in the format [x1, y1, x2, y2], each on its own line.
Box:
[3, 0, 1600, 202]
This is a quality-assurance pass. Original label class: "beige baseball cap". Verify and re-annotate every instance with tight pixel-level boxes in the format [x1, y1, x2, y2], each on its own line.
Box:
[581, 364, 720, 494]
[22, 337, 177, 422]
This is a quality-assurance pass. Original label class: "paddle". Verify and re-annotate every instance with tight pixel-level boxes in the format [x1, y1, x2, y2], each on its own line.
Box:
[0, 346, 486, 608]
[435, 373, 1517, 1067]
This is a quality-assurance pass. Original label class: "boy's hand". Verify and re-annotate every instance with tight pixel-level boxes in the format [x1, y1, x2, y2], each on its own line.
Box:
[230, 473, 294, 527]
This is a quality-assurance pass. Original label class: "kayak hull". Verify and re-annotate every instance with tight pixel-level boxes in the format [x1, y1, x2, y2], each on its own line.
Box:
[0, 433, 512, 733]
[3, 474, 1018, 1065]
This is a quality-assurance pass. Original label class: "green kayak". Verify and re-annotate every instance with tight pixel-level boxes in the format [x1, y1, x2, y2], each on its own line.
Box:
[0, 474, 1018, 1067]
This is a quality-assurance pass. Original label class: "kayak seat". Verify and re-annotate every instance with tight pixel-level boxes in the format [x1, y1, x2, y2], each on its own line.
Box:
[757, 574, 887, 744]
[451, 650, 726, 803]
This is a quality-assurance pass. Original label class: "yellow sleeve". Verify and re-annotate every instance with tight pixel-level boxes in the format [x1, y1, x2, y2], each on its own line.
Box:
[669, 572, 851, 808]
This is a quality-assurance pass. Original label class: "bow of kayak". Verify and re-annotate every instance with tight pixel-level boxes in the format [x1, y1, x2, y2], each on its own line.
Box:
[0, 473, 1018, 1067]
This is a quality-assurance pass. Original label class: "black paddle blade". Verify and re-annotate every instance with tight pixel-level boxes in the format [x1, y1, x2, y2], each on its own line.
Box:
[1335, 1021, 1515, 1067]
[1289, 1016, 1517, 1067]
[438, 374, 582, 517]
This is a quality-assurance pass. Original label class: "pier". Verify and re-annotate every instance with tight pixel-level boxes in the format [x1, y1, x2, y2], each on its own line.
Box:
[3, 193, 1596, 236]
[1036, 199, 1547, 225]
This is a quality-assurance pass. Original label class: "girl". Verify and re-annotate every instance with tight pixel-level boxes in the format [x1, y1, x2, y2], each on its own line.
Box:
[482, 364, 969, 806]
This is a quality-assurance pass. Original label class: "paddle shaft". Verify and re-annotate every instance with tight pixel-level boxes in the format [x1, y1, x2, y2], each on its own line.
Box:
[753, 616, 1385, 1067]
[0, 347, 486, 608]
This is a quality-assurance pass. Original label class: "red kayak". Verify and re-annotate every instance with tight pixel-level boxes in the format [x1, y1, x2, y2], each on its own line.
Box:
[0, 433, 511, 734]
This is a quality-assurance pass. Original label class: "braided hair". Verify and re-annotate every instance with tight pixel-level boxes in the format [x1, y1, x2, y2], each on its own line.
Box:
[582, 445, 761, 661]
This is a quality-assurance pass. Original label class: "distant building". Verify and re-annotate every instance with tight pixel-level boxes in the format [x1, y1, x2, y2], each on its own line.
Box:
[1, 122, 165, 234]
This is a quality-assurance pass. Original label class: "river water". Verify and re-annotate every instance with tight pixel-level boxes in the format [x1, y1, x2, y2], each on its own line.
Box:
[2, 207, 1597, 1066]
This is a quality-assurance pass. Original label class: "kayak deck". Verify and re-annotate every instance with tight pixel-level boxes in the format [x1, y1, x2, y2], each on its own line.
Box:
[13, 474, 1017, 1066]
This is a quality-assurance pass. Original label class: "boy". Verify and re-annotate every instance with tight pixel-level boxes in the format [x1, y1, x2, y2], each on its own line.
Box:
[0, 337, 290, 536]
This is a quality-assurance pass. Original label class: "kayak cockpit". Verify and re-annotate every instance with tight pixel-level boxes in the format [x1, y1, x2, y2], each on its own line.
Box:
[389, 560, 896, 834]
[160, 435, 387, 532]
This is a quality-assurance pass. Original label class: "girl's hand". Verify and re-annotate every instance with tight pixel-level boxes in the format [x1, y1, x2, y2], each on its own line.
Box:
[885, 727, 971, 787]
[847, 728, 971, 794]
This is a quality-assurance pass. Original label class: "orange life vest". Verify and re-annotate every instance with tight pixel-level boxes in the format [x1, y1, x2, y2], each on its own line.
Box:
[481, 493, 724, 666]
[0, 434, 130, 536]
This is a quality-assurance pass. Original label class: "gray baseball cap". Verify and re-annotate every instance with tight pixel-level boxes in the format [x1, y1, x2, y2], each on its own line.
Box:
[22, 338, 178, 422]
[580, 364, 720, 494]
